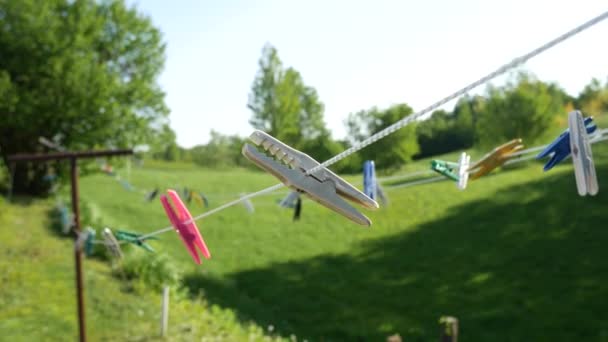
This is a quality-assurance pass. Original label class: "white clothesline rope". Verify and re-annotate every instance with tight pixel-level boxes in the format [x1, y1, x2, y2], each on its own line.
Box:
[126, 10, 608, 240]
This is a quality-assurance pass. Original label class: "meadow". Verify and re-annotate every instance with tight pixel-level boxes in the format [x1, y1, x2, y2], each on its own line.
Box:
[2, 123, 608, 341]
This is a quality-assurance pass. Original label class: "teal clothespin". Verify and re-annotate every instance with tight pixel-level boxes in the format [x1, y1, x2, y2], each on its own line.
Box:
[84, 228, 96, 256]
[430, 160, 460, 182]
[43, 173, 57, 182]
[199, 192, 209, 208]
[115, 229, 157, 252]
[59, 205, 72, 234]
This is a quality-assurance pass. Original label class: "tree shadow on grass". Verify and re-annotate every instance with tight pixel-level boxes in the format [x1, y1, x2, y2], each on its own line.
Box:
[3, 195, 37, 206]
[184, 164, 608, 341]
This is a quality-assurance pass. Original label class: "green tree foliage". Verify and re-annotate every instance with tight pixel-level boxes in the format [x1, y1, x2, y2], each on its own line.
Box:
[299, 134, 359, 174]
[415, 95, 480, 159]
[332, 139, 363, 174]
[346, 104, 419, 170]
[247, 44, 328, 149]
[189, 131, 250, 169]
[576, 78, 608, 115]
[0, 0, 170, 194]
[475, 73, 567, 147]
[149, 125, 180, 161]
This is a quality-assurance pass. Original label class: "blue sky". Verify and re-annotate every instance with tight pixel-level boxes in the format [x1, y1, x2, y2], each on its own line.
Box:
[129, 1, 608, 147]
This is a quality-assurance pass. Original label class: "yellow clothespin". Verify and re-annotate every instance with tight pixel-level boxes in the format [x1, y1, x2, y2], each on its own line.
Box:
[468, 139, 524, 180]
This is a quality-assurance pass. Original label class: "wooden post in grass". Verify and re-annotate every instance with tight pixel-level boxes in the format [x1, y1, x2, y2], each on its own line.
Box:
[6, 162, 14, 201]
[7, 149, 133, 342]
[439, 316, 458, 342]
[160, 286, 170, 337]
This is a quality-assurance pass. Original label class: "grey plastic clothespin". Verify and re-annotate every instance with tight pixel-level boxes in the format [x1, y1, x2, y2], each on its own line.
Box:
[242, 130, 378, 226]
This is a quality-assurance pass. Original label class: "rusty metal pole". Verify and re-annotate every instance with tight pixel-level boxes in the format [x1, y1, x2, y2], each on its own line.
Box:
[70, 157, 86, 342]
[7, 148, 133, 342]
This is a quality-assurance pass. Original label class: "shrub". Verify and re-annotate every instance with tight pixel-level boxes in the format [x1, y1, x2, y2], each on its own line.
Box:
[119, 250, 182, 291]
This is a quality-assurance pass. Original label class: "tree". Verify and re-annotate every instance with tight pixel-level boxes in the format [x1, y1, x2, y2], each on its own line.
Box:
[452, 95, 482, 145]
[415, 95, 481, 159]
[415, 109, 454, 158]
[576, 78, 608, 116]
[299, 134, 358, 174]
[247, 43, 328, 148]
[188, 130, 251, 169]
[149, 124, 179, 161]
[0, 0, 169, 194]
[475, 73, 566, 147]
[345, 104, 419, 170]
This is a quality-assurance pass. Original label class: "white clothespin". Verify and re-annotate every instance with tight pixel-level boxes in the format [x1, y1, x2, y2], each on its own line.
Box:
[569, 110, 599, 196]
[457, 152, 471, 190]
[102, 228, 123, 259]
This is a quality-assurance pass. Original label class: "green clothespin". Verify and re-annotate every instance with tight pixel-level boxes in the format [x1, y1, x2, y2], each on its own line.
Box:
[115, 229, 158, 253]
[430, 160, 460, 182]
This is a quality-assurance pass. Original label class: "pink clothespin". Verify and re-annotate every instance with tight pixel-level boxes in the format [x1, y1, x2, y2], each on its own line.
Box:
[160, 189, 211, 264]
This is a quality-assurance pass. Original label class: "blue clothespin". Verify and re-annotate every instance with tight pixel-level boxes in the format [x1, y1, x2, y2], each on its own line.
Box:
[537, 116, 597, 171]
[363, 161, 377, 200]
[363, 160, 390, 204]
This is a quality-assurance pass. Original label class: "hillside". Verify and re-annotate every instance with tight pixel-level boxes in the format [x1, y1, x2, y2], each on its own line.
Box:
[0, 197, 286, 341]
[83, 137, 608, 340]
[2, 125, 608, 341]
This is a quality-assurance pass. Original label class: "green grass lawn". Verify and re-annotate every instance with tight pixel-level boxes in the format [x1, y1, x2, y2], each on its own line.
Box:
[72, 136, 608, 340]
[0, 197, 287, 341]
[3, 117, 608, 341]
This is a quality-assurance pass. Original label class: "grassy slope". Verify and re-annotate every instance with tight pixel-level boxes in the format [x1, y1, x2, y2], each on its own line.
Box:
[2, 116, 608, 341]
[70, 131, 608, 341]
[0, 197, 286, 341]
